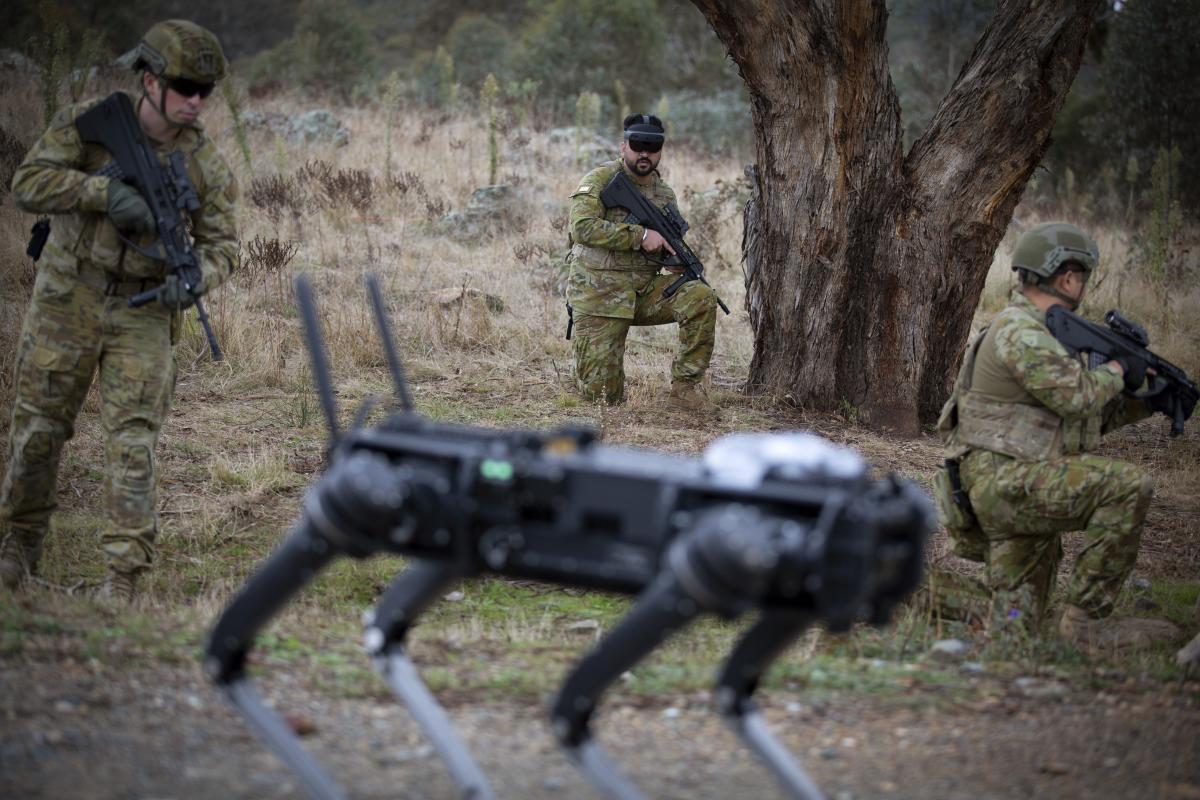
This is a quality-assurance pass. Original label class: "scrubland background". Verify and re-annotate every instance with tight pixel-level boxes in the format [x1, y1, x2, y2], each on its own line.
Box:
[0, 3, 1198, 798]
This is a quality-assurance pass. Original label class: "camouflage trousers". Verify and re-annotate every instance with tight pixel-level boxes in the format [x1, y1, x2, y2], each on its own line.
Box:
[0, 263, 177, 574]
[571, 274, 717, 403]
[958, 449, 1152, 619]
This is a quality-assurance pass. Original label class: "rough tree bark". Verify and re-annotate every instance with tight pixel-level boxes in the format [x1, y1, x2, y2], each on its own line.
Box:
[690, 0, 1095, 434]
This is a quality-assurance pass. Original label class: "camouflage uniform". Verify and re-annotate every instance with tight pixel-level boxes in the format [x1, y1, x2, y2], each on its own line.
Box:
[935, 290, 1151, 620]
[566, 159, 716, 403]
[1, 91, 238, 577]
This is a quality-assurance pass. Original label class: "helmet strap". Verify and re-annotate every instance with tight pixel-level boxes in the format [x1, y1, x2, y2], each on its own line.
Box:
[140, 73, 185, 133]
[1038, 277, 1082, 312]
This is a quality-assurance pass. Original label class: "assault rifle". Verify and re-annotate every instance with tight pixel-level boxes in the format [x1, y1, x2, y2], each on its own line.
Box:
[600, 170, 731, 315]
[1045, 305, 1198, 436]
[74, 92, 222, 361]
[205, 273, 932, 800]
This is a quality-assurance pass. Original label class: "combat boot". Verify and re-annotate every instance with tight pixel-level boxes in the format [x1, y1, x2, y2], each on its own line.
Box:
[98, 567, 140, 604]
[1059, 604, 1181, 657]
[0, 535, 32, 590]
[669, 380, 719, 415]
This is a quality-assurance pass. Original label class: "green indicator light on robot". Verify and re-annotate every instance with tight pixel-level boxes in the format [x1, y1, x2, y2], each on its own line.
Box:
[480, 459, 514, 481]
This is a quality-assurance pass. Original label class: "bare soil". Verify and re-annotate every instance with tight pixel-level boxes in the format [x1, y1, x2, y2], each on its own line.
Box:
[2, 657, 1198, 800]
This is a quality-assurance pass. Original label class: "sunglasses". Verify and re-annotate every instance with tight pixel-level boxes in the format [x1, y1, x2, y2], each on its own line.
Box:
[627, 138, 663, 154]
[164, 76, 216, 99]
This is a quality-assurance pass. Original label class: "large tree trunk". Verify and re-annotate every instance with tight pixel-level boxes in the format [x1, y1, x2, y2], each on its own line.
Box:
[692, 0, 1094, 434]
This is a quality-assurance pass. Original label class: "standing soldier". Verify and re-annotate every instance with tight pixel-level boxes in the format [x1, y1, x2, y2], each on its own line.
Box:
[934, 223, 1180, 654]
[0, 20, 238, 601]
[565, 114, 718, 412]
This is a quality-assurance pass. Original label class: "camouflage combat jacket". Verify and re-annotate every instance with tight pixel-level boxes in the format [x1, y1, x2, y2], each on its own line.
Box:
[11, 91, 238, 288]
[565, 159, 678, 319]
[939, 291, 1149, 462]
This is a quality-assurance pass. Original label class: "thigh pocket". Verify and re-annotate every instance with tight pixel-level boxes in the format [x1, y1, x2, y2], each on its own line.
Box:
[19, 342, 84, 412]
[1012, 462, 1090, 527]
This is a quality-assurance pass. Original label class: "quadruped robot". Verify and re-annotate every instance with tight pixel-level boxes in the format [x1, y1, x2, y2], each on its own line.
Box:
[205, 275, 934, 800]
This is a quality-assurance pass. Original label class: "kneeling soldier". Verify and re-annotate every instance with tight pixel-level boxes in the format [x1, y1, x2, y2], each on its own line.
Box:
[565, 114, 718, 413]
[935, 223, 1180, 655]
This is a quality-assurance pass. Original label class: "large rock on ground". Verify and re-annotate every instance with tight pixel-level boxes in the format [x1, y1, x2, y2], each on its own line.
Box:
[436, 184, 527, 243]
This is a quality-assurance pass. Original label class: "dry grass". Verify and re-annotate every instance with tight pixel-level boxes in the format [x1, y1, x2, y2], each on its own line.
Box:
[0, 77, 1197, 681]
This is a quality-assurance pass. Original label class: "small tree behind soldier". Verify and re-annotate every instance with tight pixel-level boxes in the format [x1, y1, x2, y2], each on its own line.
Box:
[0, 20, 238, 601]
[933, 222, 1181, 655]
[565, 114, 718, 413]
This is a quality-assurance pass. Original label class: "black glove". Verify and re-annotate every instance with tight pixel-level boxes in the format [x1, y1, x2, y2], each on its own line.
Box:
[157, 274, 196, 311]
[107, 181, 155, 233]
[1114, 354, 1147, 392]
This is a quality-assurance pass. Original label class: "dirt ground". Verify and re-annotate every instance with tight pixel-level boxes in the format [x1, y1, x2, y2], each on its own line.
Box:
[2, 656, 1198, 800]
[2, 338, 1198, 800]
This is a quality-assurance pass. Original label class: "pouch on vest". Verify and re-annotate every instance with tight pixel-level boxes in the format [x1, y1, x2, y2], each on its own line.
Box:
[27, 218, 50, 261]
[932, 462, 988, 563]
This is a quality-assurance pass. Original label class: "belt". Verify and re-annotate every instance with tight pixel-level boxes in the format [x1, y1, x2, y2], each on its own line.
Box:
[73, 263, 158, 298]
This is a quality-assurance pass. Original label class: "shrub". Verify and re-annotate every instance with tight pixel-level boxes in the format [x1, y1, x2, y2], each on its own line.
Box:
[245, 0, 378, 100]
[656, 89, 753, 158]
[445, 14, 512, 92]
[248, 173, 305, 220]
[512, 0, 665, 112]
[411, 46, 457, 108]
[241, 235, 299, 303]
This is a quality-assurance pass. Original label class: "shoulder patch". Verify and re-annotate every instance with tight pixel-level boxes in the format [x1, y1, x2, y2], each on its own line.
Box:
[577, 184, 594, 194]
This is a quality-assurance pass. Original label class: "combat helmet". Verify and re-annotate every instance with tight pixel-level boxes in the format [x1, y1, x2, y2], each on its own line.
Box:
[117, 20, 226, 83]
[1011, 222, 1099, 282]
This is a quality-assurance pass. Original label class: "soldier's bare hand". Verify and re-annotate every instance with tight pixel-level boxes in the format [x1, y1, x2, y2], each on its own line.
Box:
[641, 229, 675, 255]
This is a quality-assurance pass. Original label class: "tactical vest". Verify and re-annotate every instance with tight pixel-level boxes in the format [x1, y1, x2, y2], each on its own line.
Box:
[938, 304, 1101, 462]
[570, 161, 674, 273]
[41, 94, 212, 283]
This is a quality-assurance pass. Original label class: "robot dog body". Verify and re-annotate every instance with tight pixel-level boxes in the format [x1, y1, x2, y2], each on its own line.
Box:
[205, 276, 933, 800]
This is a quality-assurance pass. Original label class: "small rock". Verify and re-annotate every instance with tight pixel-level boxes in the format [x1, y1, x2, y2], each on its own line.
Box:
[785, 702, 803, 715]
[1103, 757, 1120, 768]
[930, 639, 968, 661]
[1014, 677, 1067, 699]
[429, 286, 505, 313]
[1176, 632, 1200, 669]
[443, 590, 465, 602]
[397, 745, 434, 762]
[185, 694, 204, 710]
[565, 619, 600, 634]
[1039, 762, 1071, 775]
[53, 700, 75, 714]
[288, 109, 350, 147]
[662, 707, 681, 720]
[284, 712, 317, 736]
[1130, 577, 1152, 591]
[819, 747, 839, 760]
[840, 737, 858, 749]
[1134, 597, 1160, 612]
[960, 661, 985, 674]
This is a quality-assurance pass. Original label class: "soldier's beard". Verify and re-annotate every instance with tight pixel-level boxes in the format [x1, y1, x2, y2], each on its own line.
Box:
[625, 153, 655, 176]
